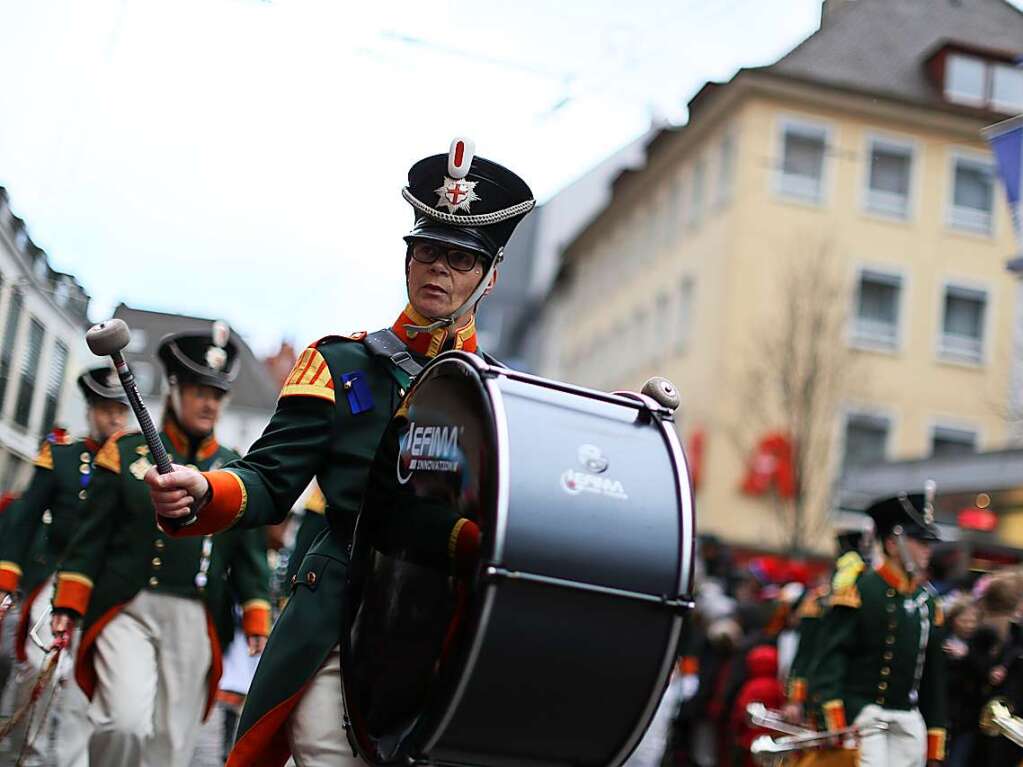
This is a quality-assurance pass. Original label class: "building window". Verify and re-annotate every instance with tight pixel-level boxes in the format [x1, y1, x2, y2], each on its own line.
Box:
[41, 340, 68, 433]
[689, 160, 706, 228]
[931, 425, 977, 458]
[14, 319, 45, 429]
[716, 132, 736, 207]
[949, 155, 995, 234]
[778, 121, 828, 203]
[940, 284, 987, 364]
[853, 270, 901, 349]
[865, 139, 912, 218]
[0, 288, 23, 415]
[842, 412, 890, 471]
[945, 53, 987, 106]
[992, 63, 1023, 113]
[676, 276, 695, 352]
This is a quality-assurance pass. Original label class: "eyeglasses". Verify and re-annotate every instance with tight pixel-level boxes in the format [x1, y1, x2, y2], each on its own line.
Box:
[410, 242, 480, 272]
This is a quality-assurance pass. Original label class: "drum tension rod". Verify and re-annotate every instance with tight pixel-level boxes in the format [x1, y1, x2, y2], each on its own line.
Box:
[482, 566, 695, 614]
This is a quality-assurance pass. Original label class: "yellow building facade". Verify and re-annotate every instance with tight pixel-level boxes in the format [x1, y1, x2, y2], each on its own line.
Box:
[537, 1, 1023, 552]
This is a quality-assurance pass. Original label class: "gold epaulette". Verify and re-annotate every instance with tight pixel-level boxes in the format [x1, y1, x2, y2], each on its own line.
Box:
[34, 442, 54, 470]
[828, 583, 861, 609]
[280, 347, 335, 404]
[305, 485, 326, 515]
[796, 588, 825, 619]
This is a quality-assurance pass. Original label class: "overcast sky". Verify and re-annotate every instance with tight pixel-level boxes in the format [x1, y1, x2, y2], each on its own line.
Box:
[2, 0, 999, 355]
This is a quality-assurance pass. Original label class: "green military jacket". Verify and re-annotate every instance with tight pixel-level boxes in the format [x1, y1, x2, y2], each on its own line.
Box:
[0, 432, 101, 599]
[53, 417, 272, 709]
[814, 557, 947, 759]
[178, 308, 482, 767]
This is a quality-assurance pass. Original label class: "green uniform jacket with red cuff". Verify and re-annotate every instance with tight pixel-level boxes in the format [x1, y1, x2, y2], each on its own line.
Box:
[161, 307, 482, 767]
[51, 422, 272, 718]
[813, 558, 948, 761]
[0, 432, 102, 660]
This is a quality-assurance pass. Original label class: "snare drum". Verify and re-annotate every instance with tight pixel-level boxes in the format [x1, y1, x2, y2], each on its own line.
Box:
[343, 352, 695, 767]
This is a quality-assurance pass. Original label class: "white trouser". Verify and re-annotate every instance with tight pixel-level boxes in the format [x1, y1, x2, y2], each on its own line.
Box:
[853, 704, 927, 767]
[10, 576, 90, 767]
[285, 644, 361, 767]
[89, 590, 211, 767]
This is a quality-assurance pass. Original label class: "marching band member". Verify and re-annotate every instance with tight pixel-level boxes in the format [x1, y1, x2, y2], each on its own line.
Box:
[814, 490, 947, 766]
[145, 138, 535, 767]
[0, 368, 128, 766]
[49, 327, 271, 767]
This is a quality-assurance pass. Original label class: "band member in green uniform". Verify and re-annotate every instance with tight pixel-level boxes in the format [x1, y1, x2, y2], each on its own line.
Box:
[814, 489, 947, 766]
[145, 138, 535, 767]
[49, 326, 272, 767]
[0, 368, 128, 767]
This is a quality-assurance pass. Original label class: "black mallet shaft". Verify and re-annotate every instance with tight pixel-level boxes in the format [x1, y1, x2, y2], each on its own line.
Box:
[85, 319, 198, 529]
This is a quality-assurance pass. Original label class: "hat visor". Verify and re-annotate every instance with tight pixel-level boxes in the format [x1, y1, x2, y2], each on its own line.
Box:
[404, 224, 493, 259]
[905, 526, 941, 542]
[173, 372, 233, 393]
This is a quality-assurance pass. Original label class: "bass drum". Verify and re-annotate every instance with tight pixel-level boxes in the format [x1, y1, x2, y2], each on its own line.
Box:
[342, 352, 695, 767]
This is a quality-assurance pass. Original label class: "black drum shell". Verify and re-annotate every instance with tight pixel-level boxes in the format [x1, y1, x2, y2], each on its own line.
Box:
[342, 353, 694, 767]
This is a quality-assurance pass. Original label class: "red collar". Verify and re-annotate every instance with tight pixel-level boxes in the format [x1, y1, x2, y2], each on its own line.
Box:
[390, 304, 478, 358]
[83, 437, 102, 454]
[877, 557, 917, 594]
[162, 411, 220, 462]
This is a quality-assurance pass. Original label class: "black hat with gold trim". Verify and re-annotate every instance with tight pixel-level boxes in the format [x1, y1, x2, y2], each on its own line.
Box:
[77, 366, 128, 405]
[401, 137, 534, 334]
[157, 321, 240, 392]
[865, 484, 941, 542]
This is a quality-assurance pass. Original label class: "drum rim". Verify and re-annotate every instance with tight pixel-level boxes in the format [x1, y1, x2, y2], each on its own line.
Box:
[608, 396, 697, 767]
[419, 357, 509, 755]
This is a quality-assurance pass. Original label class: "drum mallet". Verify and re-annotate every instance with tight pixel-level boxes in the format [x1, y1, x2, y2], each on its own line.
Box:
[85, 319, 198, 529]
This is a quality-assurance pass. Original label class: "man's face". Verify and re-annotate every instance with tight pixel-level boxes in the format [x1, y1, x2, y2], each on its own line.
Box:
[89, 400, 129, 443]
[885, 535, 932, 572]
[406, 242, 496, 320]
[176, 383, 225, 436]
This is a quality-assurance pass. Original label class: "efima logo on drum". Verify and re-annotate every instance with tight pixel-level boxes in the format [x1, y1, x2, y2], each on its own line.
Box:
[397, 422, 464, 484]
[560, 469, 628, 500]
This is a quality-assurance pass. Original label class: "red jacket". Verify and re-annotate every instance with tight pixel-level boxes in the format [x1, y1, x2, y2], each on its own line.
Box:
[731, 644, 786, 763]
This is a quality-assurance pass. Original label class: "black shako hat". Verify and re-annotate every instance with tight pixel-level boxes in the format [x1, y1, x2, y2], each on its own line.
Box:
[865, 492, 941, 542]
[402, 137, 535, 261]
[157, 322, 239, 392]
[77, 366, 128, 405]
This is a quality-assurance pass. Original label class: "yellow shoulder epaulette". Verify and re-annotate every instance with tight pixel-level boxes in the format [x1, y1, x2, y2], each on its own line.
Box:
[829, 583, 861, 609]
[832, 551, 865, 591]
[796, 587, 825, 619]
[95, 429, 136, 474]
[34, 441, 54, 470]
[280, 346, 335, 404]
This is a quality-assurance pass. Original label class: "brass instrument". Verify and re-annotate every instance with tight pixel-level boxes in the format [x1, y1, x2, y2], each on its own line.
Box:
[747, 702, 889, 767]
[980, 697, 1023, 747]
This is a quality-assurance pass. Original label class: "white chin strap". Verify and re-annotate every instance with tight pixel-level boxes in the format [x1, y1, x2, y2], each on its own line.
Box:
[405, 248, 503, 337]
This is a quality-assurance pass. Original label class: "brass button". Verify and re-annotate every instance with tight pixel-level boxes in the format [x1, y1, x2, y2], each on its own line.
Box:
[42, 511, 52, 525]
[290, 575, 298, 588]
[343, 380, 353, 391]
[152, 557, 162, 568]
[306, 571, 317, 586]
[79, 464, 90, 474]
[80, 451, 90, 462]
[883, 651, 894, 661]
[148, 576, 159, 587]
[886, 588, 896, 598]
[886, 636, 895, 645]
[878, 681, 888, 691]
[881, 667, 891, 677]
[886, 604, 896, 613]
[78, 490, 87, 500]
[399, 388, 406, 397]
[154, 539, 165, 550]
[876, 697, 886, 705]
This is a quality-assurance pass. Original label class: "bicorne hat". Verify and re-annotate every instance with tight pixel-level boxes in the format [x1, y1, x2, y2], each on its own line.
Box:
[402, 137, 535, 261]
[865, 491, 941, 542]
[157, 321, 239, 392]
[77, 366, 128, 404]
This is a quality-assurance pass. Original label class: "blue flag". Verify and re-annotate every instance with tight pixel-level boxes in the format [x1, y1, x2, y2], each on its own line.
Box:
[983, 115, 1023, 245]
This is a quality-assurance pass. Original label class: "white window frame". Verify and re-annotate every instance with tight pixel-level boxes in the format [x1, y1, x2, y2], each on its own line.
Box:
[861, 132, 917, 221]
[944, 53, 988, 108]
[936, 278, 991, 366]
[849, 265, 906, 353]
[774, 115, 833, 206]
[840, 406, 895, 472]
[947, 149, 996, 236]
[991, 62, 1023, 114]
[928, 419, 980, 457]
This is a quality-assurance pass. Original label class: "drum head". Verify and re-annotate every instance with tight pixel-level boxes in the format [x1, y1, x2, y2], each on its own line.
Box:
[343, 354, 494, 764]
